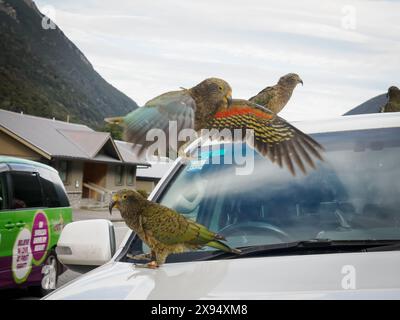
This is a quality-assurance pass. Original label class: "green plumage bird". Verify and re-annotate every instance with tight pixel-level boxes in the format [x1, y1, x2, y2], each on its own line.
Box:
[207, 99, 324, 176]
[118, 77, 323, 175]
[380, 86, 400, 113]
[249, 73, 303, 114]
[122, 78, 232, 157]
[109, 189, 240, 268]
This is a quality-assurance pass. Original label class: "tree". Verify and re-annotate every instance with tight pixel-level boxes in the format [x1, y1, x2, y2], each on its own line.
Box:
[101, 123, 123, 140]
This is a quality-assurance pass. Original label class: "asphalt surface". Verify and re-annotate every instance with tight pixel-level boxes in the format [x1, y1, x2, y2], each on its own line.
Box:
[72, 208, 124, 222]
[2, 208, 129, 300]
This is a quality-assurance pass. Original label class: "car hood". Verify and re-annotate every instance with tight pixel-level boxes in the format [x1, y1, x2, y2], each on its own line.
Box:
[45, 251, 400, 300]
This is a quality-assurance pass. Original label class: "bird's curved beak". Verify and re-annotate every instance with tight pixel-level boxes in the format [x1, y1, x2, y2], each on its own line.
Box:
[109, 195, 118, 215]
[299, 79, 304, 86]
[108, 200, 115, 215]
[226, 91, 233, 107]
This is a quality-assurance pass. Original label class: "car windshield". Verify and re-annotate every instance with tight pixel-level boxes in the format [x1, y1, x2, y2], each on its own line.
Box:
[155, 127, 400, 252]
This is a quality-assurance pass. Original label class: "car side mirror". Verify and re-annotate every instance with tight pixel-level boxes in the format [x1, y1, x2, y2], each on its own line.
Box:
[56, 219, 116, 273]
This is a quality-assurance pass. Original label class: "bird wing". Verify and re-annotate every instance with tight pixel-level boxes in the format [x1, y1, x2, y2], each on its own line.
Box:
[123, 90, 196, 155]
[249, 86, 276, 107]
[144, 205, 220, 246]
[384, 102, 400, 112]
[207, 99, 324, 176]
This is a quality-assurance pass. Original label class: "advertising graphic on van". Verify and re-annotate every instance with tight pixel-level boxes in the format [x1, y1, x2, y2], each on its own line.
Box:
[12, 228, 32, 284]
[11, 211, 50, 284]
[31, 211, 49, 263]
[0, 156, 72, 291]
[1, 208, 71, 288]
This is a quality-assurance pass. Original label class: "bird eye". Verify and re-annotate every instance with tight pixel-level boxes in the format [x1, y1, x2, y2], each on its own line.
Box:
[218, 86, 223, 91]
[122, 195, 127, 200]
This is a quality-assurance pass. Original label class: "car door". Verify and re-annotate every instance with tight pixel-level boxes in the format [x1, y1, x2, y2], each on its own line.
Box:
[0, 172, 18, 286]
[7, 170, 45, 284]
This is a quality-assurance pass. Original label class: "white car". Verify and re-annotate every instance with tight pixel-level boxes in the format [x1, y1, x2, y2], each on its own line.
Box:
[45, 113, 400, 300]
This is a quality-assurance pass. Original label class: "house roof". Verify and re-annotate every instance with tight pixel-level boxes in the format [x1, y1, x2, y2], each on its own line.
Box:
[58, 129, 110, 158]
[136, 157, 174, 179]
[0, 109, 148, 165]
[114, 140, 147, 165]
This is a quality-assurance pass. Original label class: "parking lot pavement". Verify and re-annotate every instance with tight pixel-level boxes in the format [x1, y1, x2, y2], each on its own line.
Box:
[73, 208, 124, 222]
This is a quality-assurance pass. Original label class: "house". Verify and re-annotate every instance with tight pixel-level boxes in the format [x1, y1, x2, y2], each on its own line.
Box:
[136, 157, 174, 193]
[0, 109, 149, 208]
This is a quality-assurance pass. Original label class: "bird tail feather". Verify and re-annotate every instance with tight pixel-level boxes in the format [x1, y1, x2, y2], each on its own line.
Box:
[206, 240, 241, 254]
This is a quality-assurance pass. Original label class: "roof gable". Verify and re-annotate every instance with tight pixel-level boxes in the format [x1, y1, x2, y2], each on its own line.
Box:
[58, 129, 111, 158]
[0, 110, 136, 164]
[114, 140, 148, 165]
[0, 110, 90, 159]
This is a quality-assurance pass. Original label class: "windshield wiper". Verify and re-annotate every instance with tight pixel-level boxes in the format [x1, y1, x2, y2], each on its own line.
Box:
[197, 239, 400, 261]
[366, 241, 400, 252]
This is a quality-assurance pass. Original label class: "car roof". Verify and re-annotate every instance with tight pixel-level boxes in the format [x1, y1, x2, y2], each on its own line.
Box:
[292, 113, 400, 134]
[0, 156, 57, 173]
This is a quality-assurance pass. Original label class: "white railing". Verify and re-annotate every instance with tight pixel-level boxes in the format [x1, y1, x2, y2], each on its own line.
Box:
[82, 182, 112, 203]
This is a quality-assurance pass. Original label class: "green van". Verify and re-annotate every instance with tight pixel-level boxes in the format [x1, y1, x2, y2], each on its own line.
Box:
[0, 156, 72, 295]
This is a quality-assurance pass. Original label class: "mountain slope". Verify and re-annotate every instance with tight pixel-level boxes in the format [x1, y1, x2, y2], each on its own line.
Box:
[0, 0, 138, 128]
[343, 93, 387, 116]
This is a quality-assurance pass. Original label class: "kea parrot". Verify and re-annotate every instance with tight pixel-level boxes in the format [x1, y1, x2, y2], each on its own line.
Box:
[380, 86, 400, 113]
[249, 73, 303, 114]
[207, 98, 323, 176]
[109, 189, 240, 268]
[123, 77, 232, 156]
[120, 77, 323, 175]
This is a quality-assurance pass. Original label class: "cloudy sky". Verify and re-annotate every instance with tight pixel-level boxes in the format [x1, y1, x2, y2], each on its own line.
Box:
[35, 0, 400, 120]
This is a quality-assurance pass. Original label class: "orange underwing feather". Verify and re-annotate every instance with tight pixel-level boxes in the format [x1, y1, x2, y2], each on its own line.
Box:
[207, 99, 324, 176]
[215, 107, 274, 120]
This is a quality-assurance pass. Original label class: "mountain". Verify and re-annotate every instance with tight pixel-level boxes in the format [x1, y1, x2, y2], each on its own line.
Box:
[0, 0, 138, 128]
[343, 93, 387, 116]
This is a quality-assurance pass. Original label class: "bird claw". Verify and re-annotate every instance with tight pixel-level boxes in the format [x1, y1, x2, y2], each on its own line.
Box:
[127, 253, 152, 261]
[133, 261, 159, 269]
[147, 261, 159, 269]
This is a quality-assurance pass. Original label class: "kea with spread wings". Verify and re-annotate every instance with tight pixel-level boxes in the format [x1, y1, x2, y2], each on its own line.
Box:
[122, 77, 323, 175]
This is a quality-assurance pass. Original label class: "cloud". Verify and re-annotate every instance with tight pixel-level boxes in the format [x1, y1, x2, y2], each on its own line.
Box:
[35, 0, 400, 119]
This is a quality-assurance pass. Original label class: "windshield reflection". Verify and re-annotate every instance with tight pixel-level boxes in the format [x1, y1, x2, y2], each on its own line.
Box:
[158, 127, 400, 250]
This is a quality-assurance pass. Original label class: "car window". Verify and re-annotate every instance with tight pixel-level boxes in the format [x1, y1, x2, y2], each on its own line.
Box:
[155, 127, 400, 252]
[39, 172, 61, 207]
[36, 168, 70, 208]
[9, 172, 44, 209]
[0, 173, 6, 210]
[50, 171, 70, 207]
